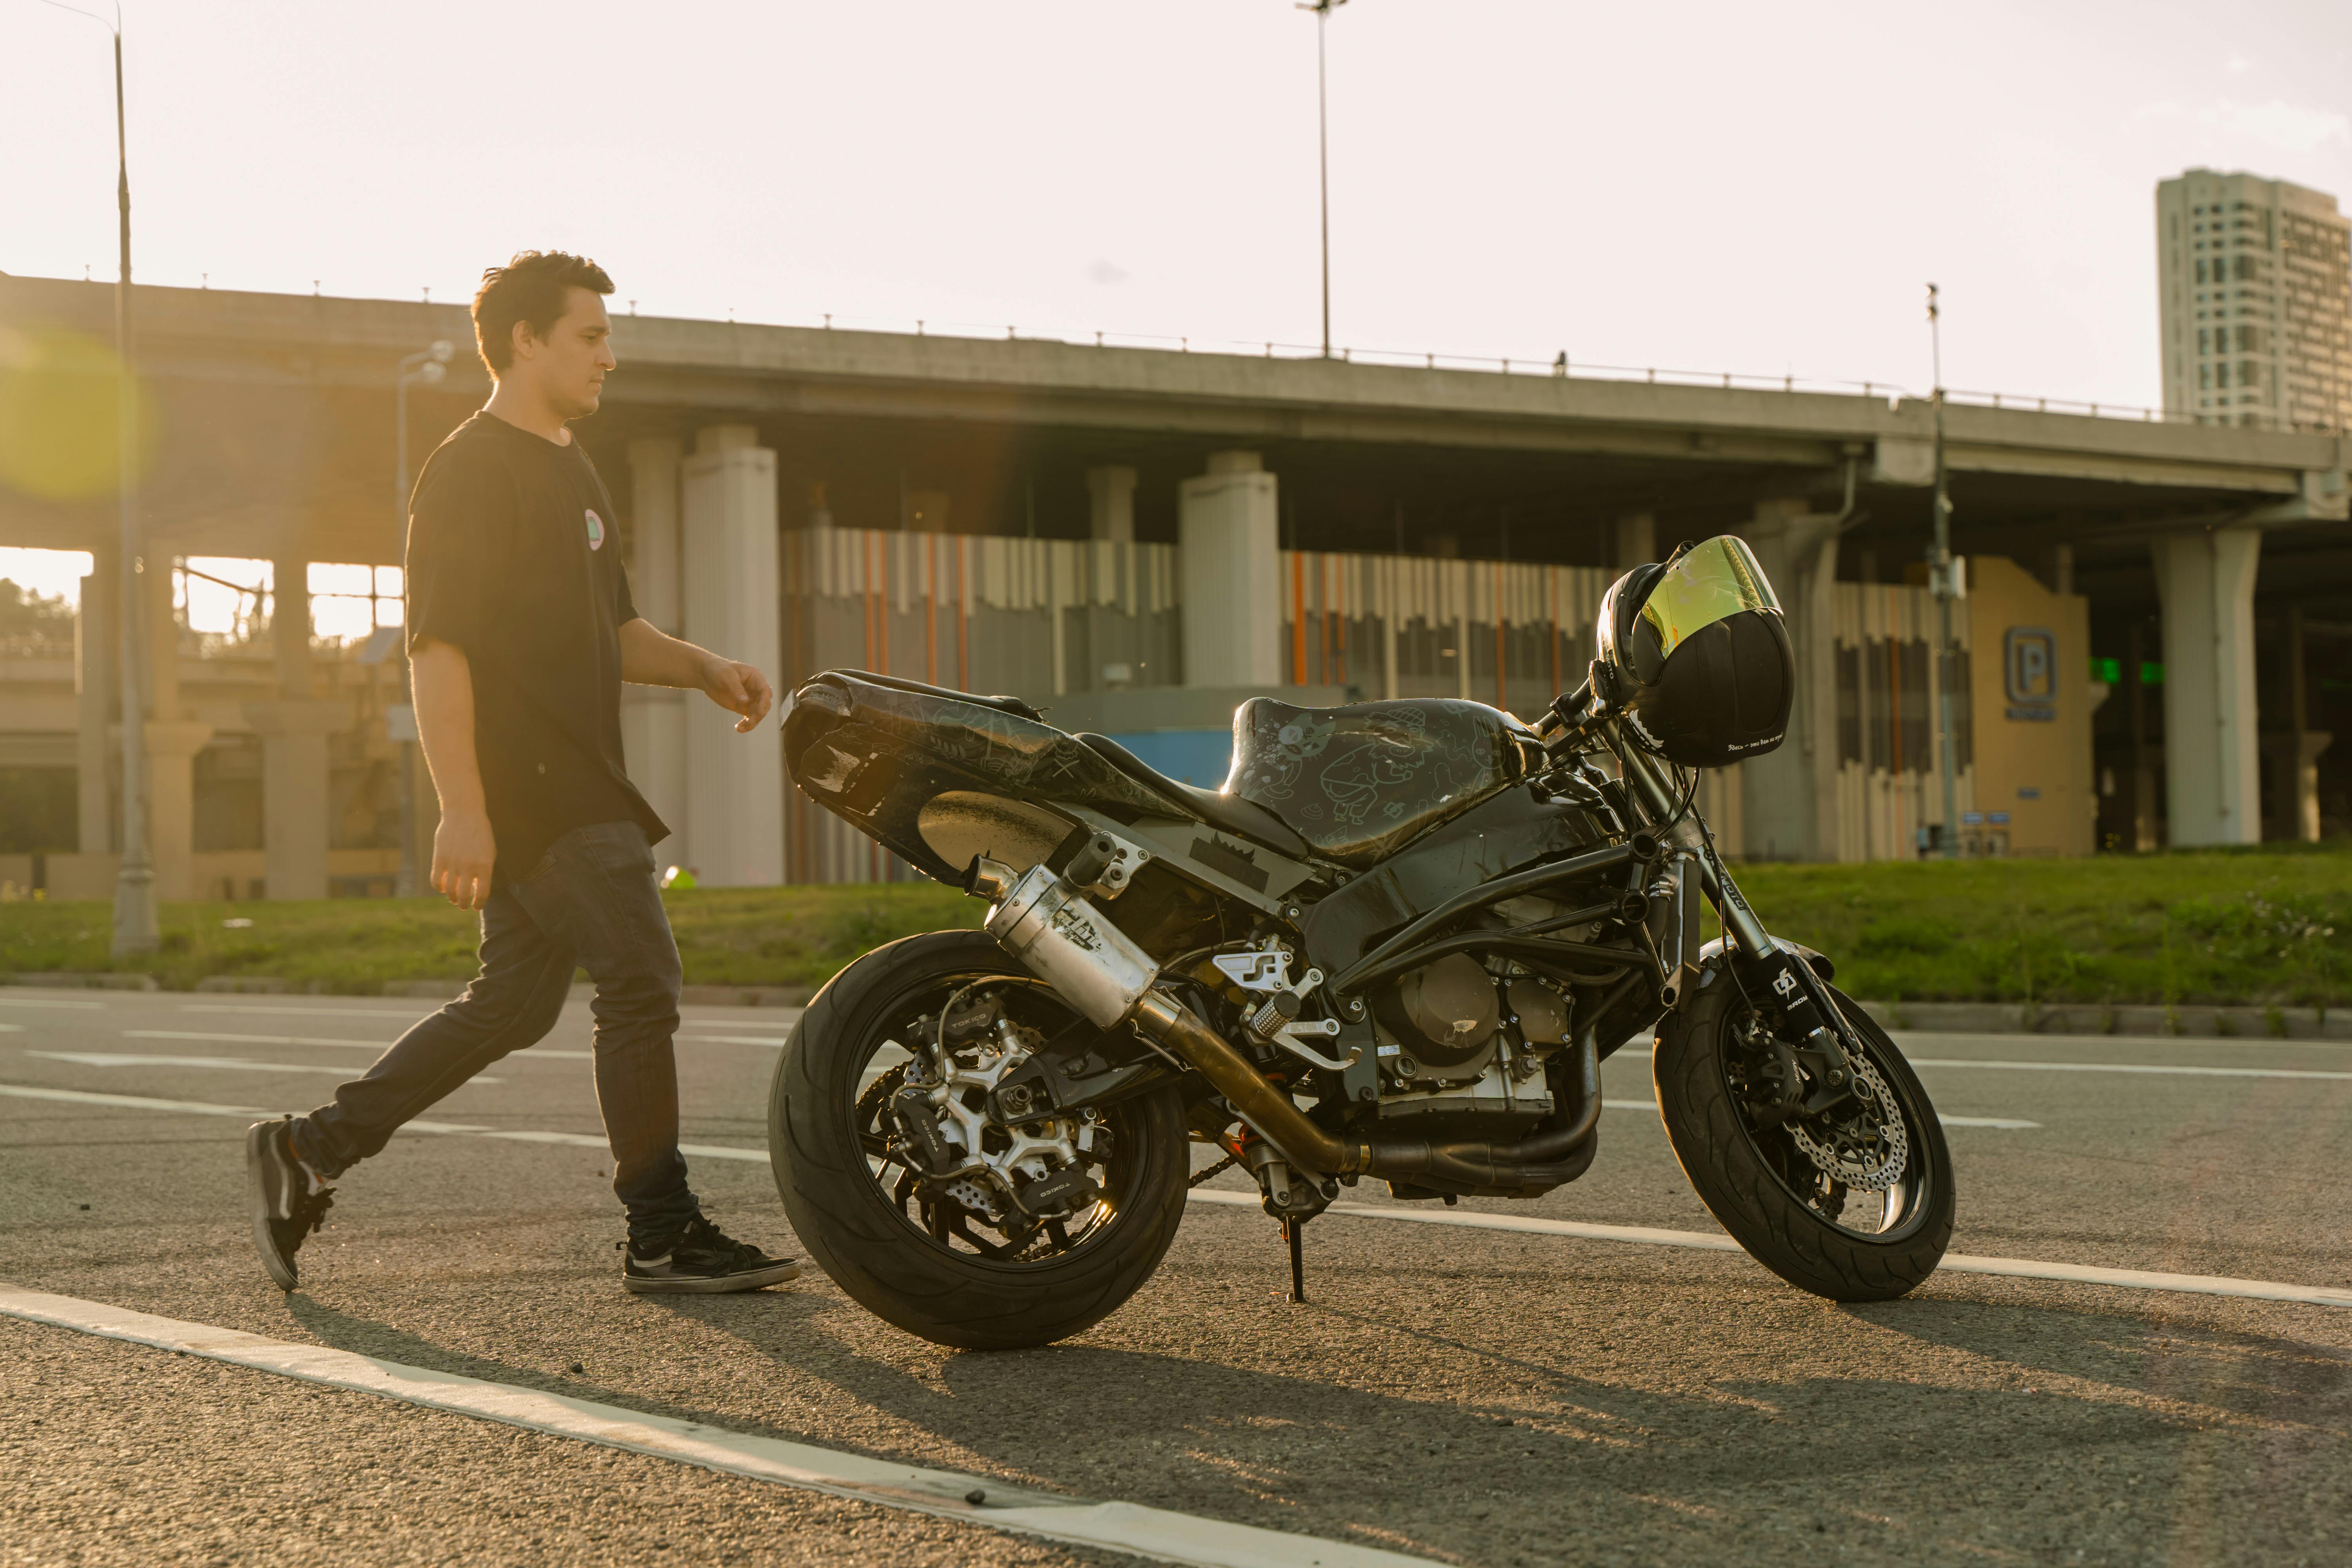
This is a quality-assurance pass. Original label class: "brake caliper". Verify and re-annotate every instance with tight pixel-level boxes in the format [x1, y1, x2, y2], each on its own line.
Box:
[1732, 947, 1908, 1192]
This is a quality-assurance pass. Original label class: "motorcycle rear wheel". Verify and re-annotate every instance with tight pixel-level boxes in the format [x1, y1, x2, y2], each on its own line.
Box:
[768, 929, 1191, 1350]
[1653, 974, 1954, 1301]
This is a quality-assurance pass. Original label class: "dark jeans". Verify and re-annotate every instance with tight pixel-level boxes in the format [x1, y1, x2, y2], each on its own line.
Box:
[290, 820, 701, 1249]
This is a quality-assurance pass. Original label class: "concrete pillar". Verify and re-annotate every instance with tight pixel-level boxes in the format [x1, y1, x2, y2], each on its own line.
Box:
[681, 424, 784, 886]
[624, 436, 689, 877]
[144, 719, 213, 903]
[241, 557, 339, 900]
[146, 552, 181, 722]
[244, 699, 343, 900]
[140, 553, 211, 900]
[272, 556, 313, 698]
[2151, 529, 2262, 846]
[1613, 512, 1656, 571]
[2125, 623, 2159, 851]
[2266, 604, 2330, 842]
[1086, 466, 1136, 544]
[76, 557, 115, 853]
[1178, 451, 1280, 687]
[1738, 499, 1842, 860]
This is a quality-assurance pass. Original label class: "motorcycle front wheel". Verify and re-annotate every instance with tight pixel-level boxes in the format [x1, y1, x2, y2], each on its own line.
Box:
[768, 928, 1191, 1350]
[1653, 972, 1955, 1301]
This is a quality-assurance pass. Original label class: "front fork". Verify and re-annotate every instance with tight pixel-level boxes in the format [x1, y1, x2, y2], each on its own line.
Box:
[1612, 744, 1856, 1094]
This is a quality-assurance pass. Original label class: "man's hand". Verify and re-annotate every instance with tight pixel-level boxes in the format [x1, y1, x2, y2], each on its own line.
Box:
[619, 620, 775, 733]
[699, 653, 775, 734]
[432, 808, 497, 911]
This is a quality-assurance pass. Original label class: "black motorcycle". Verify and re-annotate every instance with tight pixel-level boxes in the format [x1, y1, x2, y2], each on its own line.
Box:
[771, 535, 1953, 1349]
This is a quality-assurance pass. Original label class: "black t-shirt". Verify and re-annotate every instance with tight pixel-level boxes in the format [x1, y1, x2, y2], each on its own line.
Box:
[404, 412, 668, 884]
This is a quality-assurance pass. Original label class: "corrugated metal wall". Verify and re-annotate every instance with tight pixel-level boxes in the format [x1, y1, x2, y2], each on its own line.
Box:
[1272, 552, 1617, 717]
[775, 528, 1970, 879]
[779, 528, 1181, 882]
[1829, 581, 1977, 862]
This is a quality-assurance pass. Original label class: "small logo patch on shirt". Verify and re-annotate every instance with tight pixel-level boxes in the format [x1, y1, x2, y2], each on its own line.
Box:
[585, 509, 606, 550]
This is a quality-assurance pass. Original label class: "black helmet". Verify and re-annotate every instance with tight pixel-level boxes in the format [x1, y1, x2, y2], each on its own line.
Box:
[1594, 535, 1793, 767]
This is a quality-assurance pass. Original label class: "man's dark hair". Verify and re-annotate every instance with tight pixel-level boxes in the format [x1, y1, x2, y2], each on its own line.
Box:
[472, 251, 614, 374]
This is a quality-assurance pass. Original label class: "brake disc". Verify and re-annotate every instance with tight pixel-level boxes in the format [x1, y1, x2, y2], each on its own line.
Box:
[941, 1176, 1004, 1222]
[1787, 1044, 1909, 1192]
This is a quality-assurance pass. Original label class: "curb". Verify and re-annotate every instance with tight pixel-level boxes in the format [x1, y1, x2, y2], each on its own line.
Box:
[1, 975, 811, 1008]
[1855, 999, 2352, 1041]
[390, 981, 812, 1008]
[0, 971, 160, 992]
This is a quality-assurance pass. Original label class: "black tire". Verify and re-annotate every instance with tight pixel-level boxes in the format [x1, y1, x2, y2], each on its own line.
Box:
[1653, 974, 1955, 1301]
[769, 929, 1191, 1350]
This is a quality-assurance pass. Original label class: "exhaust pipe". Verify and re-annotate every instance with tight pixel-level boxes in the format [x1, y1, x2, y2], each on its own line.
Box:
[972, 857, 1604, 1188]
[975, 859, 1161, 1030]
[972, 857, 1369, 1175]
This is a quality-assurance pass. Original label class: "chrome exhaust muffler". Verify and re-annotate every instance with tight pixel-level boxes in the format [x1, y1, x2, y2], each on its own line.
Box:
[971, 858, 1160, 1029]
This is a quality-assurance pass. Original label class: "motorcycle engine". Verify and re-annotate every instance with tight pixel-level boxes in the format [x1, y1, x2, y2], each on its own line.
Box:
[1372, 953, 1501, 1080]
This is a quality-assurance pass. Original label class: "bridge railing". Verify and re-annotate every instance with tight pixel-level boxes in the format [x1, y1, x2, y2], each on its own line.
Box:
[745, 311, 2348, 437]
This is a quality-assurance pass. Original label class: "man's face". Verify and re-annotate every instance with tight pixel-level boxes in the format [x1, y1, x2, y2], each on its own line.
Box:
[512, 287, 616, 419]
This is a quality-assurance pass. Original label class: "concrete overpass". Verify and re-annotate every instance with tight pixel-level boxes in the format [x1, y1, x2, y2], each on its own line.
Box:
[2, 273, 2346, 896]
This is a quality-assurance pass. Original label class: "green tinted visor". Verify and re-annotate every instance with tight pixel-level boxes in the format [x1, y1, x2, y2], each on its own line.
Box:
[1637, 535, 1781, 663]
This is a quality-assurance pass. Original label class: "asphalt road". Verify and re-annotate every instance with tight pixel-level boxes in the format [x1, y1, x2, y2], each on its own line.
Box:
[3, 984, 2348, 1567]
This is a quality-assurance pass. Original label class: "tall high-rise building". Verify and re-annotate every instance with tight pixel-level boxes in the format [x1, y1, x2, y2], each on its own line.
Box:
[2156, 169, 2352, 432]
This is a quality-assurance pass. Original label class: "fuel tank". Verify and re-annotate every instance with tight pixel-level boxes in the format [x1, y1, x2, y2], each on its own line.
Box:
[1225, 696, 1535, 866]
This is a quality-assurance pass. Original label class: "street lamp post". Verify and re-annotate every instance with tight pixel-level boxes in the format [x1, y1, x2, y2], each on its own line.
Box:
[390, 340, 454, 897]
[1298, 0, 1347, 359]
[1926, 283, 1960, 861]
[34, 2, 156, 953]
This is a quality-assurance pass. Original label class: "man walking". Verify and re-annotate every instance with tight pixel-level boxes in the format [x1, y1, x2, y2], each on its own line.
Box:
[247, 251, 798, 1296]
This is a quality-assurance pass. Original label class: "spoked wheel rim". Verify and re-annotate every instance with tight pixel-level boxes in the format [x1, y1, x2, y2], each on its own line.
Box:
[1719, 999, 1942, 1244]
[848, 969, 1146, 1267]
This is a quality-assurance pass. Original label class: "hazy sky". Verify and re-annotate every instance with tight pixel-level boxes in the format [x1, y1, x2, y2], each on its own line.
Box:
[4, 2, 2349, 467]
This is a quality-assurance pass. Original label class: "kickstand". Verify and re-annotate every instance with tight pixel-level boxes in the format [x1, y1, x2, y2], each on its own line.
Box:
[1283, 1217, 1306, 1303]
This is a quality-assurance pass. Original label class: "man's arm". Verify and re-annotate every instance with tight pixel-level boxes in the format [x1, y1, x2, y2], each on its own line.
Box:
[618, 619, 775, 734]
[410, 637, 497, 911]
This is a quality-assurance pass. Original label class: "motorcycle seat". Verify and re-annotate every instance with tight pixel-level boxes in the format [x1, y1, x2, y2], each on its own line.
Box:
[1074, 733, 1313, 859]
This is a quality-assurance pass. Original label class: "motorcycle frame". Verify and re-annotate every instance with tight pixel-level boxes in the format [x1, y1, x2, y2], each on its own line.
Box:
[1318, 713, 1779, 1029]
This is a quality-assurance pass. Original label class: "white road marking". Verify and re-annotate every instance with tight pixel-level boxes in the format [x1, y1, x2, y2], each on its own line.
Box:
[26, 1051, 503, 1083]
[1911, 1058, 2352, 1082]
[1185, 1192, 2352, 1310]
[10, 1082, 2324, 1309]
[130, 1029, 407, 1049]
[0, 1024, 19, 1033]
[686, 1034, 790, 1047]
[0, 1083, 754, 1162]
[124, 1029, 593, 1062]
[0, 1286, 1430, 1568]
[1599, 1097, 2037, 1129]
[181, 1004, 430, 1018]
[1898, 1031, 2352, 1053]
[0, 1083, 278, 1119]
[0, 996, 104, 1009]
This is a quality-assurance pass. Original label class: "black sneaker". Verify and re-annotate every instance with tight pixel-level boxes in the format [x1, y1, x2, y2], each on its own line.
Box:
[620, 1216, 801, 1294]
[247, 1116, 334, 1291]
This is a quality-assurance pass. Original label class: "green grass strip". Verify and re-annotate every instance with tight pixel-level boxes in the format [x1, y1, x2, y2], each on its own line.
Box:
[0, 842, 2343, 1006]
